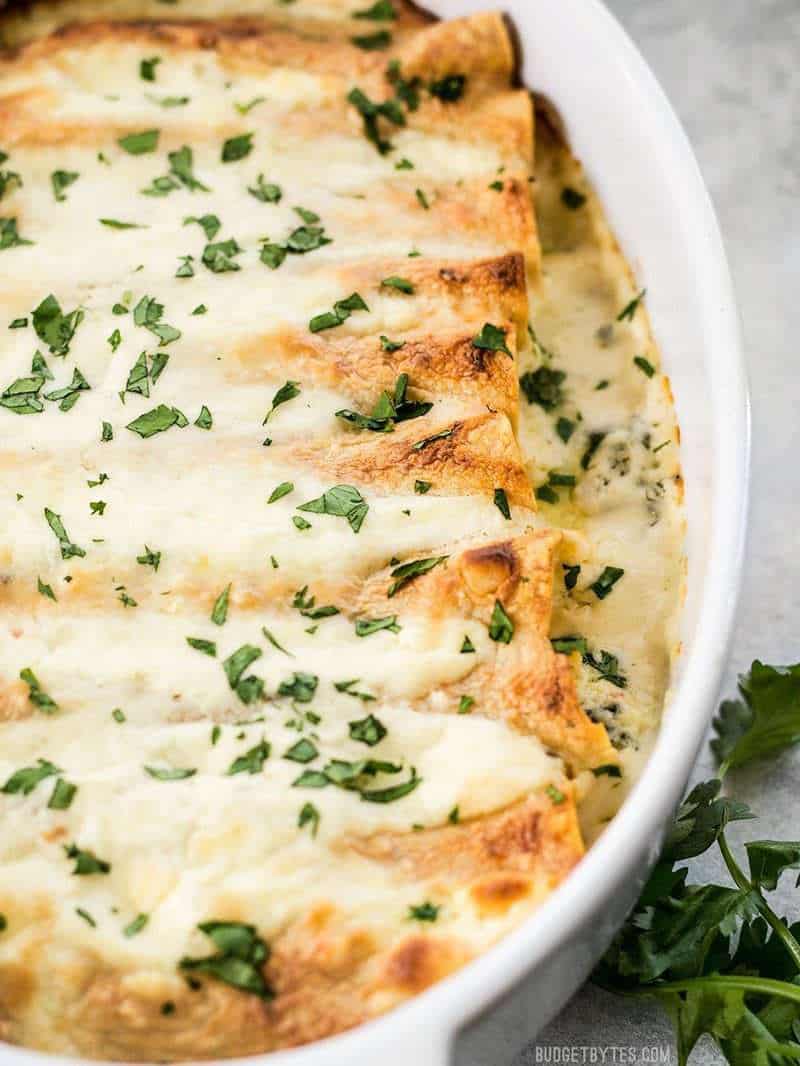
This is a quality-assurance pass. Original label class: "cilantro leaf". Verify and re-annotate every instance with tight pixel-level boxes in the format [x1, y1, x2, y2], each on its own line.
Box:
[248, 174, 282, 203]
[180, 920, 272, 999]
[32, 294, 83, 356]
[126, 404, 187, 438]
[20, 667, 58, 713]
[44, 507, 85, 559]
[118, 129, 160, 155]
[488, 599, 514, 643]
[51, 169, 79, 202]
[297, 484, 368, 534]
[2, 758, 60, 796]
[354, 0, 396, 18]
[227, 740, 270, 776]
[263, 380, 300, 422]
[221, 134, 254, 163]
[309, 292, 368, 333]
[712, 662, 800, 772]
[387, 555, 447, 597]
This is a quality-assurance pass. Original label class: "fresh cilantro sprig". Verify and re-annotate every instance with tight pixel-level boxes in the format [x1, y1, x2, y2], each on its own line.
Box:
[596, 660, 800, 1064]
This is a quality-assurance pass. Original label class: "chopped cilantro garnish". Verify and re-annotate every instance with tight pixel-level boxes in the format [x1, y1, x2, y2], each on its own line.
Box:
[248, 174, 282, 202]
[590, 566, 625, 600]
[493, 487, 511, 519]
[354, 615, 401, 637]
[32, 294, 83, 356]
[180, 921, 272, 999]
[581, 431, 606, 470]
[118, 129, 160, 155]
[44, 507, 85, 559]
[124, 914, 149, 937]
[126, 404, 187, 438]
[137, 545, 161, 571]
[458, 695, 475, 714]
[0, 217, 33, 250]
[488, 600, 514, 643]
[617, 288, 646, 322]
[551, 635, 588, 655]
[410, 426, 453, 452]
[473, 322, 512, 357]
[37, 577, 56, 600]
[20, 668, 58, 713]
[349, 714, 387, 746]
[1, 758, 60, 796]
[223, 645, 264, 704]
[520, 366, 565, 409]
[64, 843, 110, 875]
[44, 367, 90, 411]
[562, 564, 581, 591]
[408, 901, 440, 922]
[347, 86, 404, 155]
[186, 637, 217, 657]
[0, 373, 45, 415]
[380, 334, 404, 352]
[336, 373, 431, 433]
[99, 218, 146, 230]
[145, 765, 197, 781]
[415, 188, 430, 209]
[278, 672, 318, 703]
[387, 555, 447, 597]
[189, 405, 211, 430]
[297, 484, 368, 534]
[556, 416, 575, 443]
[634, 355, 656, 377]
[309, 292, 368, 333]
[546, 784, 566, 805]
[283, 738, 319, 764]
[264, 380, 300, 422]
[51, 169, 79, 202]
[48, 777, 77, 809]
[184, 213, 220, 241]
[460, 635, 475, 654]
[268, 482, 293, 504]
[227, 740, 270, 776]
[140, 55, 161, 81]
[380, 275, 414, 294]
[354, 0, 396, 17]
[201, 237, 243, 273]
[298, 802, 320, 836]
[235, 96, 266, 115]
[0, 170, 22, 200]
[429, 74, 466, 101]
[221, 133, 254, 162]
[351, 29, 392, 49]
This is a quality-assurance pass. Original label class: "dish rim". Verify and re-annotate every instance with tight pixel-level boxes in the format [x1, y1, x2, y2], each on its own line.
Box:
[2, 0, 749, 1063]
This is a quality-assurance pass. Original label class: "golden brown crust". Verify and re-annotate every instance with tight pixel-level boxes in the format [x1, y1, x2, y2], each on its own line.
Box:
[359, 530, 618, 770]
[292, 411, 535, 507]
[1, 792, 581, 1060]
[233, 325, 520, 423]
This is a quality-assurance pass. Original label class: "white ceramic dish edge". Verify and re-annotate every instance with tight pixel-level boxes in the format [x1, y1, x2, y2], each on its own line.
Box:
[1, 1, 749, 1064]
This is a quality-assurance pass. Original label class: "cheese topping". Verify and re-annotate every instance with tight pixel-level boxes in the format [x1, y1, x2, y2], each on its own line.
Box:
[0, 4, 682, 1060]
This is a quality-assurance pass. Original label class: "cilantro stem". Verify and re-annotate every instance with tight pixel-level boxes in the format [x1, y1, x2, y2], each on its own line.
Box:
[630, 973, 800, 1006]
[719, 831, 800, 974]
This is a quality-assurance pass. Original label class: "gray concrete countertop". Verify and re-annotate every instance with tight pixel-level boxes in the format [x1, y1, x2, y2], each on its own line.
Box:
[458, 0, 800, 1061]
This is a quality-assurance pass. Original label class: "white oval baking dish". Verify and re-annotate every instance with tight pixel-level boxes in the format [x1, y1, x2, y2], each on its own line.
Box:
[5, 1, 748, 1064]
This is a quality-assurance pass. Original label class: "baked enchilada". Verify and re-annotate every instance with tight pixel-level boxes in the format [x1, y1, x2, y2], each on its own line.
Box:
[0, 1, 683, 1058]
